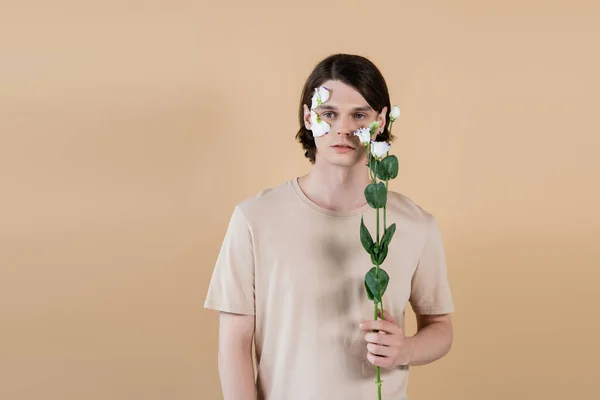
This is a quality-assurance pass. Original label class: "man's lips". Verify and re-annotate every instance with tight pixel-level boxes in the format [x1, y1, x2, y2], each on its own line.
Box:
[331, 144, 355, 149]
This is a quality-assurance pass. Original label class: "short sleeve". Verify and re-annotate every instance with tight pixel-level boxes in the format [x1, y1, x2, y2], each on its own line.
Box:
[409, 215, 455, 315]
[204, 206, 255, 315]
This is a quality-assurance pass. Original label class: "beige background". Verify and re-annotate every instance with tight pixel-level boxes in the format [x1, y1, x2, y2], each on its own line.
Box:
[1, 1, 599, 399]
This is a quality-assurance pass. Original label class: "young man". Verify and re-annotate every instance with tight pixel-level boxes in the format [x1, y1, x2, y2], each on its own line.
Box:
[204, 53, 454, 400]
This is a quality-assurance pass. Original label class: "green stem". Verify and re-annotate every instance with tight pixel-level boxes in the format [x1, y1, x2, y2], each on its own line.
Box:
[376, 299, 384, 399]
[377, 366, 382, 399]
[367, 145, 375, 183]
[374, 302, 382, 399]
[374, 154, 378, 185]
[371, 145, 385, 400]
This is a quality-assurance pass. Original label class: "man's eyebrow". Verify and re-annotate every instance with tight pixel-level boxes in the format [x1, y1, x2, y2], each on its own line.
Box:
[317, 104, 338, 111]
[352, 106, 374, 112]
[317, 105, 373, 112]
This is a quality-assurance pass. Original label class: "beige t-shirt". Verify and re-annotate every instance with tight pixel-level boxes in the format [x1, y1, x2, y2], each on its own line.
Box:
[204, 177, 454, 400]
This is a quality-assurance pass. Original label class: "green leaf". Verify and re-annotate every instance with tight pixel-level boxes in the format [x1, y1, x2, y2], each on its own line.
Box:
[364, 182, 387, 208]
[360, 216, 374, 254]
[378, 155, 399, 180]
[380, 223, 397, 248]
[376, 167, 389, 181]
[364, 267, 390, 303]
[378, 267, 390, 298]
[364, 280, 375, 301]
[370, 243, 380, 265]
[370, 250, 377, 265]
[377, 242, 389, 264]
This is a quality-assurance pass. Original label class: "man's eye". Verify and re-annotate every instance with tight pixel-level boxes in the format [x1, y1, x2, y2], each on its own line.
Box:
[323, 112, 335, 118]
[355, 113, 366, 119]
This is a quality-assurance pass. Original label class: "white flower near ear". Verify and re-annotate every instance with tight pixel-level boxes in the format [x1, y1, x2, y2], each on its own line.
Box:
[355, 121, 380, 145]
[389, 105, 400, 122]
[311, 86, 330, 110]
[354, 128, 371, 145]
[310, 110, 330, 137]
[371, 141, 391, 159]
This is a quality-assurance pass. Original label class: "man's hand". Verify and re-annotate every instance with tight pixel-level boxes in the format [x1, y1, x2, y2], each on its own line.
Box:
[359, 309, 409, 369]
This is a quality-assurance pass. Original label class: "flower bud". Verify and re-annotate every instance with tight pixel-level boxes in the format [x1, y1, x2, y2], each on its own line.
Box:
[389, 105, 400, 122]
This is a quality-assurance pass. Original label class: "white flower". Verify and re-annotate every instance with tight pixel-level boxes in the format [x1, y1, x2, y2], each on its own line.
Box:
[354, 127, 371, 144]
[371, 141, 391, 159]
[310, 110, 330, 137]
[389, 105, 400, 122]
[311, 86, 330, 110]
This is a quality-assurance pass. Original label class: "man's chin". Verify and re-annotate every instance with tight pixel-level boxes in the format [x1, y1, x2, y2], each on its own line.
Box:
[327, 156, 363, 167]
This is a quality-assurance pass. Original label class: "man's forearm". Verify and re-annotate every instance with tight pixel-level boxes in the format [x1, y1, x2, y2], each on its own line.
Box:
[218, 342, 257, 400]
[404, 320, 453, 367]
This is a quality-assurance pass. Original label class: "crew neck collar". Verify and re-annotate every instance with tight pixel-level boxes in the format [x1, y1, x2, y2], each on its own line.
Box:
[290, 177, 371, 218]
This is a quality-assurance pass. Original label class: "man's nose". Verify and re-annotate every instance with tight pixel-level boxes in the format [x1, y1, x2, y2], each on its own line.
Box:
[336, 116, 354, 136]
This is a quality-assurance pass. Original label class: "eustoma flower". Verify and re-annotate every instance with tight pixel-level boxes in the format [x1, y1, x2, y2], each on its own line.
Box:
[354, 121, 380, 145]
[359, 105, 401, 400]
[309, 86, 331, 137]
[354, 128, 371, 145]
[371, 141, 391, 159]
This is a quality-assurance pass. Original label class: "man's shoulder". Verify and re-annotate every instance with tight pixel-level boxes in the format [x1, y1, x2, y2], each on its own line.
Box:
[386, 189, 434, 225]
[233, 178, 295, 219]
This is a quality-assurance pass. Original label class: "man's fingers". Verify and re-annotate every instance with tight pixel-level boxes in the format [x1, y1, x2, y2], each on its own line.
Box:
[363, 331, 395, 346]
[359, 319, 402, 334]
[367, 343, 395, 357]
[366, 352, 396, 369]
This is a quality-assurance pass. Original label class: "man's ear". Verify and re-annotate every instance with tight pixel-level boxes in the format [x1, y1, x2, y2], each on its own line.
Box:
[378, 106, 388, 133]
[371, 106, 388, 140]
[303, 104, 312, 129]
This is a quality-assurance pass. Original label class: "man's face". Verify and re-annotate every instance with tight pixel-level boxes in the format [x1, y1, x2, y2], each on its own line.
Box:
[303, 80, 387, 167]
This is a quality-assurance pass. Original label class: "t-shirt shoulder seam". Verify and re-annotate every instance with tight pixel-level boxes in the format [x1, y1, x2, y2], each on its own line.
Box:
[235, 180, 292, 210]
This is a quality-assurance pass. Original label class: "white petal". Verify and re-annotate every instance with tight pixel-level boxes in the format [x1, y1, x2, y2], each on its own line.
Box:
[354, 128, 371, 144]
[311, 89, 319, 110]
[310, 110, 319, 124]
[312, 121, 330, 137]
[371, 141, 391, 158]
[310, 110, 330, 137]
[390, 105, 401, 121]
[318, 86, 330, 104]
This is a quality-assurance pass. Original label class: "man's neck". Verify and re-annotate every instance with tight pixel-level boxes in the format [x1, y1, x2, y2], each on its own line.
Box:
[297, 160, 372, 213]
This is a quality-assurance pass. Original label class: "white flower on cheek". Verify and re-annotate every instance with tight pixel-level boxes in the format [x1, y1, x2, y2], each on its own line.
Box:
[371, 141, 391, 159]
[354, 128, 371, 145]
[310, 86, 330, 110]
[310, 110, 330, 137]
